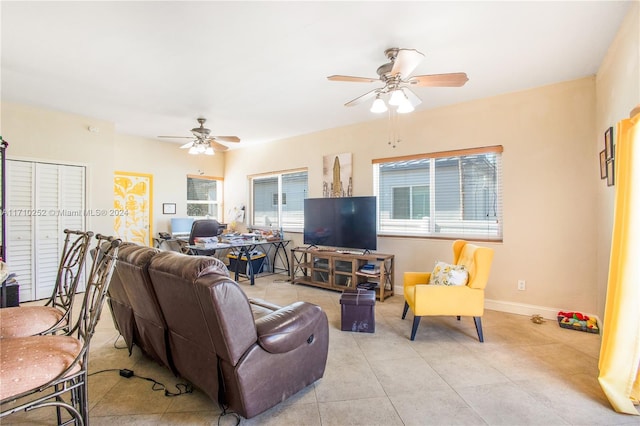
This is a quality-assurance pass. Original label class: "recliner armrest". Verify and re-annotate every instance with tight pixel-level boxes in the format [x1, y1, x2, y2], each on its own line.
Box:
[255, 301, 324, 354]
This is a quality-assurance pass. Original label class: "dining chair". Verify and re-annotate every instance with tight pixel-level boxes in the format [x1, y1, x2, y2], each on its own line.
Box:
[0, 234, 121, 425]
[0, 229, 94, 338]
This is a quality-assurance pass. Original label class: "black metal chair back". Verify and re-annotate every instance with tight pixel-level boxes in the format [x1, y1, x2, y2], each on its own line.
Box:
[43, 229, 94, 334]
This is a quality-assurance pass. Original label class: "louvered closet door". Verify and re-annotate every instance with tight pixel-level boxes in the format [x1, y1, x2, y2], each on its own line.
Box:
[6, 161, 35, 302]
[35, 163, 61, 300]
[59, 165, 86, 291]
[6, 160, 86, 302]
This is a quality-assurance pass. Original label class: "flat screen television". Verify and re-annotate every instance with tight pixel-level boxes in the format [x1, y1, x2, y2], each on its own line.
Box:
[303, 196, 377, 251]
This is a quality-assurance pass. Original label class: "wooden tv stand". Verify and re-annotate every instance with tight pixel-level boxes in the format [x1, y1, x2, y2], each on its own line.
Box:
[290, 247, 394, 302]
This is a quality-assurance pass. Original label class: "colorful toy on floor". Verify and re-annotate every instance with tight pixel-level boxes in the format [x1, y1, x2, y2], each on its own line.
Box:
[557, 311, 599, 334]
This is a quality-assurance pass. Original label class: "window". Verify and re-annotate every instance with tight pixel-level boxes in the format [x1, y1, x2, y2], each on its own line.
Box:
[392, 185, 429, 219]
[374, 146, 503, 241]
[186, 175, 222, 218]
[250, 169, 307, 231]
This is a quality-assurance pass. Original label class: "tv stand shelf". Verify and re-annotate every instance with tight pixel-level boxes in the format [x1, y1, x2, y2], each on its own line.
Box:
[290, 247, 394, 302]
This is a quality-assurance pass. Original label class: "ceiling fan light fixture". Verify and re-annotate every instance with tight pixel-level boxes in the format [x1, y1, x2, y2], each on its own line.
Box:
[388, 89, 406, 106]
[370, 96, 387, 113]
[162, 117, 240, 155]
[397, 98, 415, 114]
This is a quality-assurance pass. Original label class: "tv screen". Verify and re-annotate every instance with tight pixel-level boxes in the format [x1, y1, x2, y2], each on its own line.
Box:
[304, 196, 377, 251]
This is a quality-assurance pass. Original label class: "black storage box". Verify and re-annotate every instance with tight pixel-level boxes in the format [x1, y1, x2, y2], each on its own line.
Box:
[1, 280, 19, 308]
[227, 252, 266, 276]
[340, 289, 375, 333]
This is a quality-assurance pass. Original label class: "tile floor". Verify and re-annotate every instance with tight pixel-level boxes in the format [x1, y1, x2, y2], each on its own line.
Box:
[5, 275, 640, 425]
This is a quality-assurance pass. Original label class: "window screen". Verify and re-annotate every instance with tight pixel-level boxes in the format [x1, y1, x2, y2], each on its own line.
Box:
[374, 146, 503, 240]
[251, 169, 307, 231]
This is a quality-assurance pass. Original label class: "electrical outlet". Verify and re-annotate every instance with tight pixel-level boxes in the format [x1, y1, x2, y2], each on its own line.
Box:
[517, 280, 526, 291]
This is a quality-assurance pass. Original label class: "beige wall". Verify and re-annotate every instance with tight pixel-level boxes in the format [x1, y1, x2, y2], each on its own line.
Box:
[0, 102, 225, 239]
[113, 134, 225, 236]
[1, 4, 636, 318]
[1, 101, 116, 235]
[226, 77, 599, 318]
[595, 2, 640, 321]
[225, 4, 639, 320]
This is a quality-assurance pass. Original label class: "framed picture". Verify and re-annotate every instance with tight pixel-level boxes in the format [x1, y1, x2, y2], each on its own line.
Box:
[599, 150, 607, 179]
[607, 159, 615, 187]
[163, 203, 176, 215]
[322, 152, 352, 198]
[605, 126, 614, 160]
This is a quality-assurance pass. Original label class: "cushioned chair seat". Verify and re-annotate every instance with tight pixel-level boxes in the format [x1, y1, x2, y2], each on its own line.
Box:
[0, 335, 83, 400]
[404, 279, 485, 316]
[0, 307, 65, 338]
[0, 230, 93, 339]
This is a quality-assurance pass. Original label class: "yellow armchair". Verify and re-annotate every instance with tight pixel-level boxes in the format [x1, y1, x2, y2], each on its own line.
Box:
[402, 240, 494, 341]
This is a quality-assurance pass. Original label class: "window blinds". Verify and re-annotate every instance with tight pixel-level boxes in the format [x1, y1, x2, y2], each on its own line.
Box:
[373, 146, 503, 241]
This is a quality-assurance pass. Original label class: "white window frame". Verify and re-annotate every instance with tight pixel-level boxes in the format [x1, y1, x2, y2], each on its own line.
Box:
[249, 169, 307, 232]
[186, 174, 222, 219]
[373, 146, 503, 241]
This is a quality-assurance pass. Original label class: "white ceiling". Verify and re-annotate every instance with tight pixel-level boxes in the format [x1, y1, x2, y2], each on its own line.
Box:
[1, 1, 632, 149]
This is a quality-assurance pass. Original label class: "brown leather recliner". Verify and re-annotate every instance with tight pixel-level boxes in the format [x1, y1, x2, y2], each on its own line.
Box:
[105, 243, 139, 353]
[113, 244, 174, 372]
[147, 251, 329, 419]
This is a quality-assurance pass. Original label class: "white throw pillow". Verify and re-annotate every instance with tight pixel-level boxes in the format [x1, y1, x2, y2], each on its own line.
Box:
[429, 261, 469, 286]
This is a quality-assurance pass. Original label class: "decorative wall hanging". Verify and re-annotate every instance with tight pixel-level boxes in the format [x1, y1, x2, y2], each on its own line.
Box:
[114, 171, 153, 246]
[604, 126, 615, 186]
[322, 153, 352, 197]
[605, 126, 614, 160]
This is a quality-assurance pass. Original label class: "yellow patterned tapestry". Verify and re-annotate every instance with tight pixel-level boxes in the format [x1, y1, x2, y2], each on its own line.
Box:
[114, 171, 153, 246]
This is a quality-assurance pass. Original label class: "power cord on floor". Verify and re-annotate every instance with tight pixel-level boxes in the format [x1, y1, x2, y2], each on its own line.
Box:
[218, 405, 241, 426]
[112, 334, 128, 350]
[90, 368, 239, 423]
[88, 368, 193, 397]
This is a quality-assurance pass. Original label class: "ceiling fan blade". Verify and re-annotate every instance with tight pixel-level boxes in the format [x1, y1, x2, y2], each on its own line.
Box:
[327, 75, 379, 83]
[210, 140, 229, 152]
[408, 72, 469, 87]
[179, 141, 194, 149]
[344, 88, 380, 107]
[391, 49, 424, 77]
[158, 135, 194, 139]
[211, 136, 240, 143]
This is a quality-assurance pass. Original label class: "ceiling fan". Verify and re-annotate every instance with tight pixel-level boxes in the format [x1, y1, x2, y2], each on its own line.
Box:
[327, 48, 468, 113]
[158, 118, 240, 155]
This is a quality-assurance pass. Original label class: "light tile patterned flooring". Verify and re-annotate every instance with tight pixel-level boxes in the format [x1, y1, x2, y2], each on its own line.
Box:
[5, 275, 640, 425]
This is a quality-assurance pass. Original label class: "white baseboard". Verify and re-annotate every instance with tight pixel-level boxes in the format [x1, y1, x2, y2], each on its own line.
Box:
[484, 299, 601, 325]
[484, 299, 558, 319]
